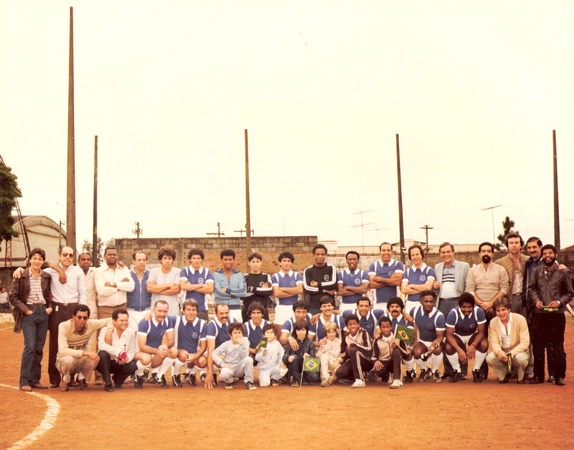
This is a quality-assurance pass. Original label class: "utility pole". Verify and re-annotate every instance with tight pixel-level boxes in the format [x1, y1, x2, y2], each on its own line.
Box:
[244, 129, 252, 267]
[66, 6, 76, 260]
[235, 229, 254, 236]
[482, 205, 501, 244]
[553, 130, 561, 254]
[133, 221, 143, 239]
[59, 220, 65, 252]
[420, 225, 433, 252]
[352, 210, 373, 254]
[371, 227, 388, 246]
[395, 134, 405, 264]
[206, 222, 225, 237]
[92, 136, 98, 267]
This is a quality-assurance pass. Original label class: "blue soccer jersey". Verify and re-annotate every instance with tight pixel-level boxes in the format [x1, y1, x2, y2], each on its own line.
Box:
[410, 305, 445, 342]
[138, 315, 176, 348]
[175, 316, 207, 352]
[369, 259, 405, 304]
[337, 268, 370, 305]
[179, 267, 215, 311]
[402, 264, 436, 302]
[205, 318, 235, 348]
[272, 270, 303, 306]
[281, 313, 313, 336]
[390, 314, 411, 334]
[310, 315, 344, 341]
[243, 319, 270, 349]
[342, 309, 385, 338]
[445, 306, 486, 337]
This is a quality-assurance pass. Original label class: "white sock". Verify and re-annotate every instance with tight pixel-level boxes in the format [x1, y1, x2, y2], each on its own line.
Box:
[415, 358, 427, 371]
[404, 359, 415, 371]
[473, 351, 487, 371]
[173, 359, 186, 375]
[431, 353, 442, 372]
[157, 357, 176, 377]
[446, 353, 461, 371]
[135, 361, 150, 377]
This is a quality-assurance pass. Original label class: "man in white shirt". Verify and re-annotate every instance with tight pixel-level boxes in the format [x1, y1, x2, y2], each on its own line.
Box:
[94, 247, 135, 319]
[147, 247, 181, 316]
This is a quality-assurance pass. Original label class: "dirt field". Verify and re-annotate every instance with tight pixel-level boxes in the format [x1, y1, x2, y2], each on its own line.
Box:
[1, 318, 573, 450]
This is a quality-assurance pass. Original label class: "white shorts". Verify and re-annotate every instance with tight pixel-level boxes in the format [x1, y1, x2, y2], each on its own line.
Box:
[228, 308, 242, 323]
[274, 304, 293, 325]
[454, 333, 473, 345]
[405, 300, 419, 315]
[128, 309, 151, 334]
[338, 302, 356, 313]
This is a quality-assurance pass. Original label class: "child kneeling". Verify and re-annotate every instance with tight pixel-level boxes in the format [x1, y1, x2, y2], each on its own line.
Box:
[255, 323, 288, 387]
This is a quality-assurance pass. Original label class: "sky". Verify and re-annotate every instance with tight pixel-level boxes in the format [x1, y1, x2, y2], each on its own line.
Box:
[1, 0, 573, 252]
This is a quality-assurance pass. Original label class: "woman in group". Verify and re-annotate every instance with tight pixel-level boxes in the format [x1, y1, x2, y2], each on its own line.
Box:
[9, 248, 52, 391]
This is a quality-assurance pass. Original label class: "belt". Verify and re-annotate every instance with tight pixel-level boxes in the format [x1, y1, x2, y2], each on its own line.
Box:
[439, 297, 459, 302]
[99, 303, 127, 308]
[52, 301, 77, 307]
[127, 307, 150, 312]
[27, 303, 45, 309]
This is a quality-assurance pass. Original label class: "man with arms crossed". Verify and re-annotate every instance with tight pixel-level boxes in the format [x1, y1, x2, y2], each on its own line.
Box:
[179, 249, 214, 322]
[369, 242, 404, 312]
[303, 244, 337, 314]
[337, 251, 370, 313]
[495, 232, 528, 316]
[78, 252, 97, 319]
[242, 252, 273, 322]
[126, 251, 153, 333]
[213, 249, 247, 323]
[401, 244, 436, 313]
[147, 247, 181, 316]
[272, 251, 303, 337]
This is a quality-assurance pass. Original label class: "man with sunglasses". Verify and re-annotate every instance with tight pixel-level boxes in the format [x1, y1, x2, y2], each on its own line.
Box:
[55, 304, 110, 391]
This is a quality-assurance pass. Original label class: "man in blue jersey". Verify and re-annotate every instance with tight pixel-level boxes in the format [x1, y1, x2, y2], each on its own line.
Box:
[342, 296, 385, 339]
[303, 244, 337, 314]
[204, 303, 232, 389]
[310, 295, 344, 343]
[179, 248, 214, 322]
[337, 251, 370, 313]
[369, 242, 404, 311]
[401, 245, 436, 313]
[272, 251, 303, 336]
[411, 290, 445, 383]
[280, 300, 313, 349]
[171, 299, 207, 387]
[444, 293, 488, 383]
[243, 301, 270, 357]
[134, 300, 177, 389]
[385, 296, 417, 383]
[213, 249, 247, 323]
[126, 251, 153, 333]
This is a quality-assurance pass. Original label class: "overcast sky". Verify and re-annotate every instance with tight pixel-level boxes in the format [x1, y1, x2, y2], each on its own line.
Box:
[1, 0, 573, 252]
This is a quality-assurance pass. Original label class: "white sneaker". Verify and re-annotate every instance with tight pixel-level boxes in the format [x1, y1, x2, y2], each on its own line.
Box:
[390, 379, 403, 389]
[387, 374, 394, 385]
[351, 379, 366, 388]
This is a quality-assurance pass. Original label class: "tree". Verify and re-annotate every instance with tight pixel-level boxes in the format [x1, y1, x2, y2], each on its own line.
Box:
[496, 216, 519, 251]
[0, 162, 23, 251]
[81, 237, 115, 266]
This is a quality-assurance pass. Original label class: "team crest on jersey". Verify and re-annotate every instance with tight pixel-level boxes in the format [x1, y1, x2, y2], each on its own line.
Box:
[470, 323, 476, 329]
[198, 278, 204, 284]
[419, 275, 426, 281]
[354, 279, 361, 285]
[192, 332, 199, 338]
[324, 275, 330, 281]
[426, 324, 434, 330]
[290, 281, 296, 286]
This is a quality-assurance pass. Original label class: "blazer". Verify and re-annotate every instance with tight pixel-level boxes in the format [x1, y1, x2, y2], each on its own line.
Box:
[489, 312, 530, 357]
[434, 260, 470, 298]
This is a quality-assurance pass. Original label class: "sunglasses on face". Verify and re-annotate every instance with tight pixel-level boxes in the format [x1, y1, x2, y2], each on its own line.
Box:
[61, 253, 74, 258]
[76, 316, 89, 321]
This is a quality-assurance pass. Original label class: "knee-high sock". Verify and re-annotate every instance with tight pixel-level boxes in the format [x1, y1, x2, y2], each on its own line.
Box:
[404, 358, 415, 371]
[473, 351, 487, 371]
[157, 357, 176, 377]
[173, 359, 186, 375]
[431, 353, 442, 372]
[446, 353, 461, 371]
[414, 358, 427, 371]
[135, 361, 150, 377]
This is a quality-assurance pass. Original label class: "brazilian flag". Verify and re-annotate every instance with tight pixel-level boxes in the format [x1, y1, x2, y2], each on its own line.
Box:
[255, 337, 268, 352]
[303, 357, 320, 372]
[394, 324, 414, 345]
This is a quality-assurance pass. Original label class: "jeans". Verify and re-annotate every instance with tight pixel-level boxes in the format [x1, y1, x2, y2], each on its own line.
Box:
[20, 306, 49, 386]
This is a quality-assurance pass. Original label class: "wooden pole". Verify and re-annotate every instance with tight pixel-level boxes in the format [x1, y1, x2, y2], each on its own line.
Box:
[553, 130, 560, 253]
[396, 134, 405, 264]
[66, 6, 76, 260]
[92, 136, 98, 267]
[244, 129, 252, 271]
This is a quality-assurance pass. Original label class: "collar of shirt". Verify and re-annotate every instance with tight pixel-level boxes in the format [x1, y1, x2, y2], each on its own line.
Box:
[184, 317, 200, 326]
[278, 270, 295, 278]
[411, 263, 429, 271]
[379, 258, 398, 267]
[343, 268, 361, 275]
[443, 261, 456, 269]
[152, 317, 164, 327]
[187, 267, 205, 275]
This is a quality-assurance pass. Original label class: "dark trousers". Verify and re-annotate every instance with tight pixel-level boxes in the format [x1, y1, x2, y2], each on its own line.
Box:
[287, 355, 319, 383]
[335, 347, 373, 381]
[532, 313, 566, 380]
[48, 303, 75, 385]
[20, 306, 49, 386]
[97, 351, 138, 387]
[438, 298, 459, 377]
[371, 347, 402, 380]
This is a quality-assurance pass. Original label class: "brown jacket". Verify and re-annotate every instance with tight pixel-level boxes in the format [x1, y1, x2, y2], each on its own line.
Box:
[9, 270, 52, 333]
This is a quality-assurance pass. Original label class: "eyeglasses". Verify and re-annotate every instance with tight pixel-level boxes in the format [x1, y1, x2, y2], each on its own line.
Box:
[61, 252, 74, 257]
[76, 316, 89, 321]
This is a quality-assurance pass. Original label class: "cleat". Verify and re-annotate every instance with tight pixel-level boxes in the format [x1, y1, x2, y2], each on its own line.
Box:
[472, 370, 482, 384]
[433, 370, 442, 383]
[404, 370, 414, 384]
[390, 379, 403, 389]
[134, 375, 144, 389]
[245, 381, 257, 390]
[59, 380, 69, 392]
[449, 371, 461, 383]
[172, 374, 182, 388]
[156, 375, 168, 388]
[530, 377, 540, 385]
[148, 373, 158, 384]
[225, 382, 235, 389]
[424, 368, 433, 380]
[351, 379, 366, 388]
[188, 374, 197, 386]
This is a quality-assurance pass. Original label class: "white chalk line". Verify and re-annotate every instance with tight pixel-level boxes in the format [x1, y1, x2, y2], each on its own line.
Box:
[0, 384, 60, 450]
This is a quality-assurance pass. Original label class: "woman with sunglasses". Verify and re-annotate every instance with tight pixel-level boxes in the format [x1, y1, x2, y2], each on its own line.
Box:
[9, 248, 53, 391]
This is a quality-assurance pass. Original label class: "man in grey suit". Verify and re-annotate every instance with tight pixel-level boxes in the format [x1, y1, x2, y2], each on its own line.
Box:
[433, 242, 470, 379]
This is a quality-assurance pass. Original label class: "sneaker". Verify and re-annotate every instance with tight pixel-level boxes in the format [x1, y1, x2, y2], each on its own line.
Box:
[270, 379, 279, 387]
[172, 374, 182, 388]
[351, 379, 366, 388]
[134, 375, 144, 389]
[390, 379, 403, 389]
[548, 376, 556, 383]
[156, 375, 168, 389]
[225, 382, 234, 390]
[449, 370, 461, 383]
[387, 374, 394, 386]
[472, 369, 482, 384]
[433, 370, 442, 383]
[148, 373, 158, 384]
[321, 378, 330, 387]
[245, 382, 257, 390]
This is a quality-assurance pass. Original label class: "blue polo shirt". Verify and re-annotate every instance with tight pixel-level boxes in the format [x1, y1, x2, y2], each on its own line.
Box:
[445, 306, 486, 337]
[179, 266, 214, 312]
[410, 305, 445, 342]
[138, 315, 176, 348]
[343, 309, 385, 338]
[205, 317, 238, 348]
[368, 259, 405, 304]
[337, 268, 370, 305]
[281, 313, 313, 335]
[402, 264, 436, 302]
[271, 270, 303, 306]
[310, 315, 344, 341]
[243, 319, 270, 349]
[174, 316, 207, 352]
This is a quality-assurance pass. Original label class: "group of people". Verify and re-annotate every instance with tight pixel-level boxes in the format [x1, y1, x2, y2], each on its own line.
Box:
[7, 234, 573, 393]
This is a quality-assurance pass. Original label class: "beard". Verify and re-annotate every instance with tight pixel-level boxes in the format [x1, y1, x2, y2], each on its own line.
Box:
[544, 257, 556, 267]
[481, 255, 491, 264]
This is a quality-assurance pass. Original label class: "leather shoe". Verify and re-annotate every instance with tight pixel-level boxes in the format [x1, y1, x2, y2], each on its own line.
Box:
[79, 379, 88, 390]
[50, 383, 59, 388]
[529, 377, 540, 384]
[69, 379, 80, 388]
[20, 385, 32, 392]
[555, 378, 565, 386]
[517, 378, 526, 384]
[548, 376, 556, 383]
[59, 380, 69, 392]
[104, 384, 115, 392]
[31, 383, 48, 390]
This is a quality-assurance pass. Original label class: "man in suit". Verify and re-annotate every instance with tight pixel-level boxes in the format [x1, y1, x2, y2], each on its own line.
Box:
[486, 297, 530, 384]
